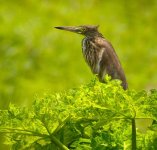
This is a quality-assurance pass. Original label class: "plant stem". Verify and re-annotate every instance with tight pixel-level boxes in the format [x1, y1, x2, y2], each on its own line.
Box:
[50, 134, 69, 150]
[40, 118, 69, 150]
[0, 128, 69, 150]
[132, 118, 136, 150]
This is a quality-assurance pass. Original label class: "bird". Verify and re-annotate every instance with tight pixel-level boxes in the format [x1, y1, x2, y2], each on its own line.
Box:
[55, 25, 128, 90]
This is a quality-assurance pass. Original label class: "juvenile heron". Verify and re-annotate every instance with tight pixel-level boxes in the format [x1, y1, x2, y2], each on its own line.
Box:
[55, 25, 128, 90]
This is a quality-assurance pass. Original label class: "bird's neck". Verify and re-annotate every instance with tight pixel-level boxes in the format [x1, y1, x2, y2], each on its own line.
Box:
[85, 34, 103, 41]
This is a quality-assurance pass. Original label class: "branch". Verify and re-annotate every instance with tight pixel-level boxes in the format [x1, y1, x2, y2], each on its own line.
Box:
[0, 127, 48, 137]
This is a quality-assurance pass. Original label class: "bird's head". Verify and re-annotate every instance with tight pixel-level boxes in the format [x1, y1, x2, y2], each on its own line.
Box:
[55, 25, 101, 37]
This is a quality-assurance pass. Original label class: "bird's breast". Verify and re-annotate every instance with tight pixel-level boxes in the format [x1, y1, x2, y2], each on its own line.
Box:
[82, 38, 104, 74]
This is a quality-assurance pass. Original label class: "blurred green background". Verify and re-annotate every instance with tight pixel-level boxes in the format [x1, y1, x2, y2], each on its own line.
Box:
[0, 0, 157, 148]
[1, 0, 157, 108]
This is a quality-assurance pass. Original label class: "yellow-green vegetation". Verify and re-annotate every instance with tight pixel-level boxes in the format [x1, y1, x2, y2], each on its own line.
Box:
[0, 0, 157, 149]
[1, 78, 157, 149]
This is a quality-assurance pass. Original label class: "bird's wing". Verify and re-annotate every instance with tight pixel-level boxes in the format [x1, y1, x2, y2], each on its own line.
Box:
[96, 38, 122, 67]
[96, 38, 128, 89]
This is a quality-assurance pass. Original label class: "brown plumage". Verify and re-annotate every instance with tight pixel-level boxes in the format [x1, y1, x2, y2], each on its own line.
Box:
[55, 25, 128, 90]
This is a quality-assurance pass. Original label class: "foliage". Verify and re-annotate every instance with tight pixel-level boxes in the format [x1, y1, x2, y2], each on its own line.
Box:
[1, 78, 157, 150]
[1, 0, 157, 149]
[1, 0, 157, 109]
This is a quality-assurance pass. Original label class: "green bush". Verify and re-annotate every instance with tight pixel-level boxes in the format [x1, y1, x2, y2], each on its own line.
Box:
[1, 78, 157, 149]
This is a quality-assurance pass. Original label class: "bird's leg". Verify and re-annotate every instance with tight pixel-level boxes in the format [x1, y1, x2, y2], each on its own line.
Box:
[97, 69, 106, 83]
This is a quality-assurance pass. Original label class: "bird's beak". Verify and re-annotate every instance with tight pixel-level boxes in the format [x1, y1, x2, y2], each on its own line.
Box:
[54, 26, 82, 34]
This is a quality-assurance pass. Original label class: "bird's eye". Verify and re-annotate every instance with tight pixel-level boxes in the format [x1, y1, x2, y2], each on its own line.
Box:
[82, 28, 86, 32]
